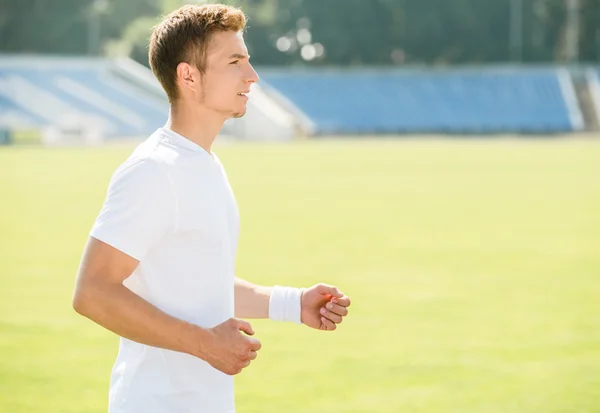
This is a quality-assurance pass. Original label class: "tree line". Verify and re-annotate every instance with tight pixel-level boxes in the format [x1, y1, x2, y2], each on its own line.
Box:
[1, 0, 598, 66]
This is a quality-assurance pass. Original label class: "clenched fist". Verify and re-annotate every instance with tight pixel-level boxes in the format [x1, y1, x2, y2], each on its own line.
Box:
[301, 283, 351, 331]
[200, 318, 261, 375]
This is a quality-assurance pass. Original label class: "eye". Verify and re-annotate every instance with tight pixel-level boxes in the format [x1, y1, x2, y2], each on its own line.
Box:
[230, 60, 239, 65]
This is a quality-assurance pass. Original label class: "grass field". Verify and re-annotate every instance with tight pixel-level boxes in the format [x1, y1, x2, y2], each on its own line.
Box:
[1, 137, 599, 413]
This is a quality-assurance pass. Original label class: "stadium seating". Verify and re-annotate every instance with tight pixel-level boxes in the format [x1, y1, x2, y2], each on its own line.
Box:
[0, 56, 292, 141]
[0, 57, 169, 138]
[0, 93, 45, 127]
[589, 69, 600, 127]
[0, 57, 586, 138]
[261, 69, 583, 134]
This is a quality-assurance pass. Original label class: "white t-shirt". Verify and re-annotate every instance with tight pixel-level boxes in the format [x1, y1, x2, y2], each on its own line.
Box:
[90, 128, 240, 413]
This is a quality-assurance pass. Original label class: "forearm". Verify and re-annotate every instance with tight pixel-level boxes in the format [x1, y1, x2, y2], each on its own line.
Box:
[233, 277, 272, 318]
[73, 281, 210, 358]
[234, 277, 303, 324]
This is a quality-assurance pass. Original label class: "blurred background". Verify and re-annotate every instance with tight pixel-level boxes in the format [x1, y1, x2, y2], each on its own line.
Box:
[1, 0, 600, 140]
[0, 1, 599, 413]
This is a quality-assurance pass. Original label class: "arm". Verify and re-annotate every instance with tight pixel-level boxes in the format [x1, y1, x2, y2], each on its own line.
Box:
[234, 277, 352, 331]
[73, 236, 208, 357]
[73, 237, 260, 375]
[74, 160, 259, 375]
[233, 277, 272, 319]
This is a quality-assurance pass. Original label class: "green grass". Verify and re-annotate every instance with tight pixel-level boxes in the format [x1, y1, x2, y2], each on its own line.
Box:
[1, 137, 599, 413]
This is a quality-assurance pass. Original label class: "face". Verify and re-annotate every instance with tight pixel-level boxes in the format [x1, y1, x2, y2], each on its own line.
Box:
[177, 31, 259, 118]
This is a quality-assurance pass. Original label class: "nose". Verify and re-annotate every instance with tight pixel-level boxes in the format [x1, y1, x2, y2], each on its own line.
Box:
[246, 63, 259, 84]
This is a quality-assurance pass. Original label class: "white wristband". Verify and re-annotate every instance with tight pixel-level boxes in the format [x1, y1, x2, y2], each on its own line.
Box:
[269, 286, 303, 324]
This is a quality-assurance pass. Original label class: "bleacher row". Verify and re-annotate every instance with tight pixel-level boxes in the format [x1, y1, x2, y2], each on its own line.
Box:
[261, 68, 587, 134]
[0, 58, 169, 138]
[0, 57, 597, 137]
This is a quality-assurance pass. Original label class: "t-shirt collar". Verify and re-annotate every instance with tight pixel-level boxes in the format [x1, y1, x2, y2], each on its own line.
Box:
[159, 127, 216, 160]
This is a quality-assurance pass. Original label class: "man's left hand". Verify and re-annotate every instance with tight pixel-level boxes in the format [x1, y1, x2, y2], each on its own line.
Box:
[300, 283, 351, 331]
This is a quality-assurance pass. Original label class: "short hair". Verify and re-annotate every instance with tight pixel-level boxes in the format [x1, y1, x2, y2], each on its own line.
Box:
[149, 4, 246, 103]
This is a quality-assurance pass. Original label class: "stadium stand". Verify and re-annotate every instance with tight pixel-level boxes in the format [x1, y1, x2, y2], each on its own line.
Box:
[0, 55, 295, 144]
[588, 69, 600, 128]
[0, 56, 588, 142]
[0, 56, 168, 140]
[261, 68, 585, 134]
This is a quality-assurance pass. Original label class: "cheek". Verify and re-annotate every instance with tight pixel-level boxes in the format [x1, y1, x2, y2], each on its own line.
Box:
[204, 73, 237, 103]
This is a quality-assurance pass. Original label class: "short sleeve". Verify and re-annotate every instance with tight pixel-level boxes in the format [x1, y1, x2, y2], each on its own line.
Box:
[90, 159, 176, 261]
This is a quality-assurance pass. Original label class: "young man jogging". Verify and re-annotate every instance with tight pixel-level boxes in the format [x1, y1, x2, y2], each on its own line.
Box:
[73, 4, 351, 412]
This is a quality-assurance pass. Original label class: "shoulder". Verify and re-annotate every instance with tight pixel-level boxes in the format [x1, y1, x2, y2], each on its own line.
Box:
[104, 157, 177, 214]
[110, 157, 169, 191]
[110, 136, 178, 190]
[97, 144, 178, 228]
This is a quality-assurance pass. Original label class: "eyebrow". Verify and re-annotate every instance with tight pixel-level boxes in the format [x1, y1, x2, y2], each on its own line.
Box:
[228, 53, 250, 60]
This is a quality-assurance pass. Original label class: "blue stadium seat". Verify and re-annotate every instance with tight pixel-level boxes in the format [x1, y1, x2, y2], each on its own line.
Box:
[0, 94, 45, 126]
[262, 69, 580, 134]
[0, 59, 168, 137]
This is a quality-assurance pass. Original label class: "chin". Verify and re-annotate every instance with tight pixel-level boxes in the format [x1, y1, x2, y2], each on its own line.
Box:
[232, 109, 246, 119]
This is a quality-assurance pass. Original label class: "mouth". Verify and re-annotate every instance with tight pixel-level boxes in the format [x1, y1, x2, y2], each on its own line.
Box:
[237, 91, 249, 99]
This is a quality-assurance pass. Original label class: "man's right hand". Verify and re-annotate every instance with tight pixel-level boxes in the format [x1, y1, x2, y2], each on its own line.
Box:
[200, 318, 262, 375]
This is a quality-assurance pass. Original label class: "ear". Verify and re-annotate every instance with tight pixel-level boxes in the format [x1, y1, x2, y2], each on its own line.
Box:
[176, 62, 201, 95]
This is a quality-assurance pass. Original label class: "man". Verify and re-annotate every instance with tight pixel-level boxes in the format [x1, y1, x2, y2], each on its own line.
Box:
[72, 3, 351, 413]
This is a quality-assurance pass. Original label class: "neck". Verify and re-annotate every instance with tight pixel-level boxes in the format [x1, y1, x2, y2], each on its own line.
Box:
[166, 100, 226, 155]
